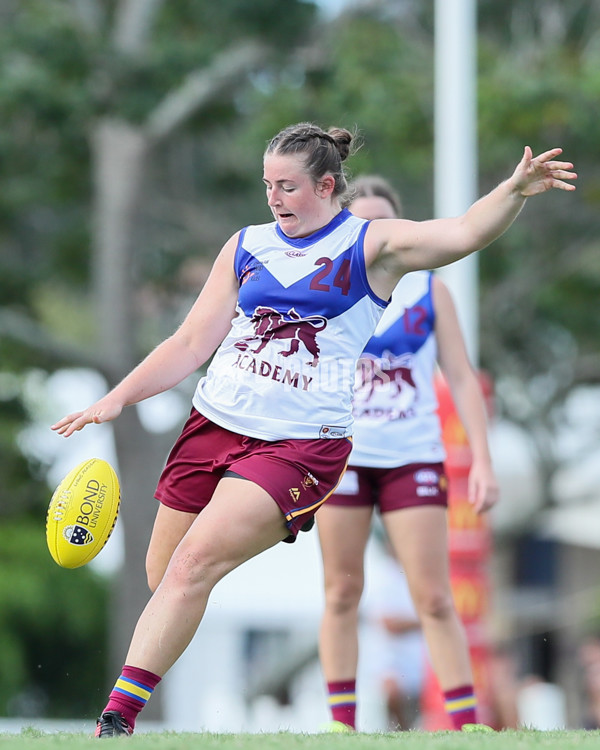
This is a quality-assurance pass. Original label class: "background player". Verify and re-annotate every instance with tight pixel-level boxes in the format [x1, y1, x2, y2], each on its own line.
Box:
[318, 175, 499, 731]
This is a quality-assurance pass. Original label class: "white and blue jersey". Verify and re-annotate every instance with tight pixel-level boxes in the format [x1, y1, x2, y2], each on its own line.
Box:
[349, 271, 445, 468]
[193, 209, 389, 440]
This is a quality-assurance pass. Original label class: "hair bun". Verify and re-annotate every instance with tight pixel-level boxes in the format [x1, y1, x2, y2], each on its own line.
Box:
[327, 127, 354, 162]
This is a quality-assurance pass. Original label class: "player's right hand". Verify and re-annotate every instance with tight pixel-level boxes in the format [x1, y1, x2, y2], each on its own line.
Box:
[51, 397, 124, 437]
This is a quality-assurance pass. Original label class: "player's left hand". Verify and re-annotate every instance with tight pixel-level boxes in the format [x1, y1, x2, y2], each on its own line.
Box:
[468, 459, 500, 514]
[511, 146, 577, 197]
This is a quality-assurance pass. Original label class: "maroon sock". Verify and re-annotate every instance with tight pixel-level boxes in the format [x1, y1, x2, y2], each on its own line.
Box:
[327, 679, 357, 729]
[102, 665, 161, 729]
[444, 684, 477, 729]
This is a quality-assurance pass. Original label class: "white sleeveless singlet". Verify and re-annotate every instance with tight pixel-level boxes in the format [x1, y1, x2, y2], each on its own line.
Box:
[193, 209, 388, 440]
[349, 271, 445, 467]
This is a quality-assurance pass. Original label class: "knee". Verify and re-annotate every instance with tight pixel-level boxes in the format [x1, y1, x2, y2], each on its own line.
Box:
[324, 573, 364, 616]
[413, 587, 455, 622]
[162, 546, 220, 596]
[146, 553, 209, 593]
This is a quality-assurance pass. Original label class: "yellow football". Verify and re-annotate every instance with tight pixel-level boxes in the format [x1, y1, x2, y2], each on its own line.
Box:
[46, 457, 121, 569]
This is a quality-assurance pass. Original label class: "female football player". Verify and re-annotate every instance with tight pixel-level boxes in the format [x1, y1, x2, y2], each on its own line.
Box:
[52, 122, 575, 736]
[318, 175, 497, 731]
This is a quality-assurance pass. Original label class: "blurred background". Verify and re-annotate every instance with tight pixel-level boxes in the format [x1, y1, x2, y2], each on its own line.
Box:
[1, 0, 600, 734]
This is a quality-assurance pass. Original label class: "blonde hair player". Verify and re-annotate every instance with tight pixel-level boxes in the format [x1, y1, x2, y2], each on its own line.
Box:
[51, 123, 575, 736]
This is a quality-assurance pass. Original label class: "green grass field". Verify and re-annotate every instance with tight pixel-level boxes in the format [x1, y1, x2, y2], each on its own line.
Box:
[2, 728, 600, 750]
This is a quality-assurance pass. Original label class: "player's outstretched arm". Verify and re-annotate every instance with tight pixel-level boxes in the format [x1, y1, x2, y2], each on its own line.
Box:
[365, 147, 577, 292]
[51, 236, 239, 437]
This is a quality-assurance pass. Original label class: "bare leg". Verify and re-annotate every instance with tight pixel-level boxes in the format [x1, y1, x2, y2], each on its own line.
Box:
[125, 476, 288, 676]
[146, 504, 197, 592]
[383, 506, 473, 690]
[316, 504, 373, 680]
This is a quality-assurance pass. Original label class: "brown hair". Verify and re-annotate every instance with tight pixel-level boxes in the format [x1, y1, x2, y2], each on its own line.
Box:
[349, 175, 403, 218]
[265, 122, 357, 198]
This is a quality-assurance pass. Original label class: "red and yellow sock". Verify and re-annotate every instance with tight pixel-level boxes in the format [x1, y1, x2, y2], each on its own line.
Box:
[103, 665, 161, 729]
[327, 679, 357, 729]
[444, 684, 477, 729]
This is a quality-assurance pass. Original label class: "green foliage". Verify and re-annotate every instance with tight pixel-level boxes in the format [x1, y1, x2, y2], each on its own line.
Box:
[0, 0, 319, 310]
[0, 519, 109, 718]
[241, 11, 435, 220]
[0, 4, 92, 300]
[475, 9, 600, 408]
[0, 376, 48, 517]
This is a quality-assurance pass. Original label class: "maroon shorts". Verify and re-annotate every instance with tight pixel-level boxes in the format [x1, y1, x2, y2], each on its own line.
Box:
[327, 462, 448, 512]
[155, 408, 352, 542]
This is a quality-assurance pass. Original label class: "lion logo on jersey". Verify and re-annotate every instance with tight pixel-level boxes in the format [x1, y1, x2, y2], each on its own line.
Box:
[234, 307, 327, 366]
[354, 351, 417, 410]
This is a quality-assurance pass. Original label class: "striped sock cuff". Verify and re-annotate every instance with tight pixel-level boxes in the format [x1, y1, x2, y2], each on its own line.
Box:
[327, 680, 356, 707]
[113, 665, 161, 707]
[113, 676, 154, 705]
[328, 691, 357, 707]
[444, 684, 476, 713]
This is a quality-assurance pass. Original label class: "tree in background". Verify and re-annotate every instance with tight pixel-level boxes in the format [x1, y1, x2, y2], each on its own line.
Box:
[477, 0, 600, 522]
[0, 0, 316, 718]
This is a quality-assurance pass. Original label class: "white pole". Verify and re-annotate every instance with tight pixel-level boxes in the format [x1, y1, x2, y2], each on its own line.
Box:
[434, 0, 479, 364]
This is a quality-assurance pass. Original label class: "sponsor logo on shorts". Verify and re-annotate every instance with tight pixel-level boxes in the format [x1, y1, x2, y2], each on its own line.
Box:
[302, 472, 319, 489]
[319, 425, 349, 439]
[414, 468, 443, 497]
[414, 469, 439, 485]
[416, 486, 440, 497]
[289, 487, 301, 503]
